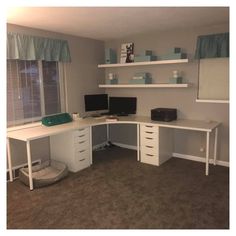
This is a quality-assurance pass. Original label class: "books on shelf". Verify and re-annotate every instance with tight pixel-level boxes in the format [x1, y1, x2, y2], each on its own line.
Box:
[120, 43, 134, 64]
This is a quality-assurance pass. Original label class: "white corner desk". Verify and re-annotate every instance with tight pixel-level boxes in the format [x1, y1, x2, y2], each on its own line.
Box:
[7, 116, 220, 190]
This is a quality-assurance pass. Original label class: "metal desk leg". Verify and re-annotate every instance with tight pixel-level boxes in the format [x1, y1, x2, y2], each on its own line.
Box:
[26, 140, 34, 190]
[137, 124, 140, 161]
[205, 132, 210, 176]
[89, 126, 93, 165]
[107, 124, 110, 142]
[7, 138, 13, 182]
[213, 127, 218, 166]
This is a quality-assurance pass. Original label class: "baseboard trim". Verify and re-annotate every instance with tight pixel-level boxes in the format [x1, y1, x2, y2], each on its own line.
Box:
[92, 142, 229, 168]
[172, 153, 229, 167]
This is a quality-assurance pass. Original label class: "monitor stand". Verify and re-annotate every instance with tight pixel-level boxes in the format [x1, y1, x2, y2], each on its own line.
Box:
[117, 113, 129, 116]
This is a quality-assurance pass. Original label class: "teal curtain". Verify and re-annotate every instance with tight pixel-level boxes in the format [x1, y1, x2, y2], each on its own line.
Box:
[195, 32, 229, 59]
[7, 33, 71, 62]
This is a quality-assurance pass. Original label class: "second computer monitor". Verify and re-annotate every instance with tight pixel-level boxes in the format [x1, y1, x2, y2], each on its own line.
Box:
[109, 97, 137, 116]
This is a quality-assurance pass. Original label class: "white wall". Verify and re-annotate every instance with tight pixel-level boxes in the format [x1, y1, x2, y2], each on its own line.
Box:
[7, 22, 229, 168]
[104, 23, 229, 162]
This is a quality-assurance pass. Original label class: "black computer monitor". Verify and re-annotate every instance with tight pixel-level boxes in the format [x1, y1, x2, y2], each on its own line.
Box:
[109, 97, 137, 116]
[84, 94, 108, 112]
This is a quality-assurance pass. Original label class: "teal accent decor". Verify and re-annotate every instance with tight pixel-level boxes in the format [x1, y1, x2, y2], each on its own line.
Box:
[168, 47, 181, 54]
[130, 77, 152, 84]
[142, 50, 153, 56]
[134, 55, 157, 62]
[106, 78, 118, 84]
[7, 33, 71, 62]
[169, 77, 183, 84]
[160, 53, 187, 60]
[195, 32, 229, 59]
[134, 72, 151, 78]
[105, 48, 117, 64]
[42, 113, 72, 126]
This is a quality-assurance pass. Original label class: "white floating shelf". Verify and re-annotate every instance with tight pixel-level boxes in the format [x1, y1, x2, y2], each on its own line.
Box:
[98, 59, 189, 68]
[99, 84, 190, 88]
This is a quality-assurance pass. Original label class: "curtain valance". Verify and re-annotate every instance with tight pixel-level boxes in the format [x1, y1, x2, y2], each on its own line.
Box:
[7, 33, 71, 62]
[195, 32, 229, 59]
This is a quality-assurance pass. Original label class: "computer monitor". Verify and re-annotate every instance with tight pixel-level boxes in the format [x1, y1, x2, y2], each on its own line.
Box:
[109, 97, 137, 116]
[84, 94, 108, 112]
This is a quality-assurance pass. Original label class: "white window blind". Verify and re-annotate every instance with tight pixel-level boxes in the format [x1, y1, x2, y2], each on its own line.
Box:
[198, 58, 229, 101]
[7, 60, 65, 127]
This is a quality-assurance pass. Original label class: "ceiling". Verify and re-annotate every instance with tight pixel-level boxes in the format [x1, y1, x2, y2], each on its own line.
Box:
[7, 7, 229, 41]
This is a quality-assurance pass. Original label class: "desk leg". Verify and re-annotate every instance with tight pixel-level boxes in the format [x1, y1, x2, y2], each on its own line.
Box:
[26, 140, 34, 190]
[89, 127, 93, 165]
[107, 124, 110, 142]
[7, 138, 13, 182]
[205, 132, 210, 176]
[213, 127, 218, 166]
[137, 124, 140, 161]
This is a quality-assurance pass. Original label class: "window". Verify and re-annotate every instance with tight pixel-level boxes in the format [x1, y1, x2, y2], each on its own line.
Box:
[197, 58, 229, 102]
[7, 60, 65, 127]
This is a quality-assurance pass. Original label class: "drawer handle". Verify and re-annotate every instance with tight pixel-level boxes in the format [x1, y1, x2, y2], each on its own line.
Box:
[79, 135, 85, 138]
[79, 150, 86, 153]
[78, 128, 85, 132]
[79, 158, 85, 162]
[145, 131, 153, 134]
[146, 137, 153, 140]
[145, 125, 153, 128]
[146, 145, 154, 148]
[79, 141, 85, 144]
[146, 154, 154, 157]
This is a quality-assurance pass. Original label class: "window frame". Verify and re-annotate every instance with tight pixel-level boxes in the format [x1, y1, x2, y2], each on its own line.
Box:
[7, 60, 66, 129]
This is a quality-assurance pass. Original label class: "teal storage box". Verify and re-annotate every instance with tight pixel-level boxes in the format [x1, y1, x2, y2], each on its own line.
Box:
[169, 77, 183, 84]
[105, 48, 117, 64]
[168, 47, 181, 54]
[160, 53, 187, 60]
[130, 77, 152, 84]
[42, 113, 72, 126]
[141, 50, 153, 56]
[106, 78, 118, 84]
[134, 55, 157, 62]
[134, 72, 151, 78]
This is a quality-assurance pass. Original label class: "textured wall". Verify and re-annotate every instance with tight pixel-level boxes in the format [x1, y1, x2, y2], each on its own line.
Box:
[103, 23, 229, 162]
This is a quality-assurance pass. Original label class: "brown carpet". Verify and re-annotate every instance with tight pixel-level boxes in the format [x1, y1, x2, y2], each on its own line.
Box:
[7, 147, 229, 229]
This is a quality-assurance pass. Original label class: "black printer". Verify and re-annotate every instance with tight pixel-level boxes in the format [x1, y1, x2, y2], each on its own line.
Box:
[151, 108, 177, 122]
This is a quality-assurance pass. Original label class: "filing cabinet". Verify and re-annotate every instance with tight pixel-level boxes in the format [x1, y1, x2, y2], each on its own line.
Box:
[50, 127, 91, 172]
[140, 124, 174, 166]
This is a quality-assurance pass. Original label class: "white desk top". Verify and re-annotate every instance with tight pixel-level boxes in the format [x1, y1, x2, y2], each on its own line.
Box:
[7, 116, 220, 142]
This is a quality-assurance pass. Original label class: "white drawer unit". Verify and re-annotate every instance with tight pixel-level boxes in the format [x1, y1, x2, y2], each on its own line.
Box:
[74, 149, 90, 171]
[140, 124, 173, 166]
[75, 139, 89, 151]
[74, 128, 89, 144]
[50, 127, 91, 172]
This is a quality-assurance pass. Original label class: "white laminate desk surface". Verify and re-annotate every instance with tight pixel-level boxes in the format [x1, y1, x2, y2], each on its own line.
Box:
[7, 116, 220, 142]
